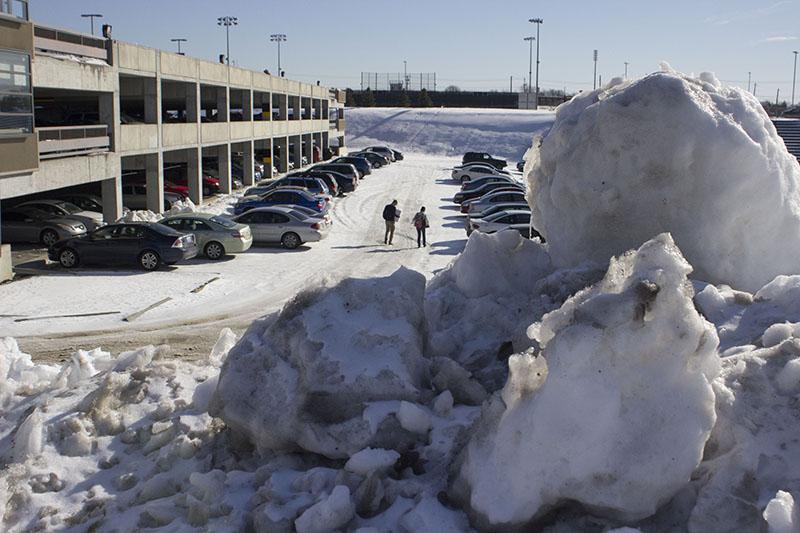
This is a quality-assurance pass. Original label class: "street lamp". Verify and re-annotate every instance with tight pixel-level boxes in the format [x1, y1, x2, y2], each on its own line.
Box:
[528, 18, 543, 110]
[170, 38, 187, 55]
[624, 62, 629, 79]
[524, 37, 535, 109]
[747, 71, 751, 93]
[217, 16, 238, 65]
[404, 60, 408, 90]
[81, 13, 103, 36]
[270, 34, 287, 74]
[793, 51, 799, 106]
[593, 49, 598, 90]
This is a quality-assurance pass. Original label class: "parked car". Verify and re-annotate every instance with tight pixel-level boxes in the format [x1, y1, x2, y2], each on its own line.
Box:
[48, 222, 197, 270]
[287, 172, 340, 197]
[311, 163, 360, 182]
[466, 202, 530, 228]
[1, 206, 87, 246]
[233, 187, 328, 216]
[363, 146, 396, 162]
[451, 164, 510, 183]
[167, 174, 220, 196]
[230, 206, 329, 249]
[309, 170, 357, 194]
[286, 204, 333, 226]
[15, 199, 105, 230]
[467, 209, 534, 236]
[122, 184, 184, 211]
[259, 176, 331, 199]
[331, 156, 372, 177]
[459, 175, 516, 192]
[454, 181, 524, 204]
[349, 151, 390, 168]
[159, 212, 252, 260]
[463, 190, 528, 214]
[516, 161, 525, 172]
[55, 193, 104, 214]
[391, 149, 404, 161]
[462, 152, 508, 170]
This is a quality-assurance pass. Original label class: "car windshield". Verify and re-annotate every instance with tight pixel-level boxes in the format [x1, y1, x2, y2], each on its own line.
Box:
[60, 202, 83, 214]
[210, 215, 237, 228]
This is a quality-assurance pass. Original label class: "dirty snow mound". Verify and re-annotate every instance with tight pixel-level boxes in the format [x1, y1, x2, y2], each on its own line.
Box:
[210, 268, 430, 459]
[527, 68, 800, 292]
[453, 234, 720, 527]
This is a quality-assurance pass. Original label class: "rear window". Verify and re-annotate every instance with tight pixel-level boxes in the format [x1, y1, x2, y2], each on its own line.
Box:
[150, 223, 181, 236]
[210, 215, 237, 228]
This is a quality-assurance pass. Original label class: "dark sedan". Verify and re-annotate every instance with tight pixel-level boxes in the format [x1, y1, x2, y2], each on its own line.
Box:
[349, 151, 390, 168]
[332, 156, 372, 177]
[49, 222, 197, 271]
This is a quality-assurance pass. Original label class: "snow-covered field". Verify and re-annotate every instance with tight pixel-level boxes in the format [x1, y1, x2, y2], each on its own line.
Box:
[3, 70, 800, 532]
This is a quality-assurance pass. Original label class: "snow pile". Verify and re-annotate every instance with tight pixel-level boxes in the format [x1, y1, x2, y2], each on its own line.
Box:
[425, 230, 602, 390]
[527, 67, 800, 292]
[453, 234, 720, 527]
[116, 198, 197, 223]
[347, 107, 554, 160]
[210, 267, 432, 459]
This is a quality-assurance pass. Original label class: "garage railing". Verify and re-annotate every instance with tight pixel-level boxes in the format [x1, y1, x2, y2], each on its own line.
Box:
[37, 125, 110, 159]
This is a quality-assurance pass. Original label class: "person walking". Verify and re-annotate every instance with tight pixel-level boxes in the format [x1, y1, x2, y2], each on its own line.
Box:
[412, 206, 429, 248]
[382, 200, 399, 245]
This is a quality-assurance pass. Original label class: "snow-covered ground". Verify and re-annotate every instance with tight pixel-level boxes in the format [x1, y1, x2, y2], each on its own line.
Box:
[4, 73, 800, 532]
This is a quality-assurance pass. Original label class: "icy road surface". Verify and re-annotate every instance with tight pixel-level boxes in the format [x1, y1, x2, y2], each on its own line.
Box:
[0, 155, 480, 354]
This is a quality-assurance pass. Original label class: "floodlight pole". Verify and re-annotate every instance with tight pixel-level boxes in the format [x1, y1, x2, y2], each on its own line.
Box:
[217, 16, 239, 65]
[793, 51, 798, 106]
[529, 18, 542, 110]
[270, 34, 287, 74]
[593, 49, 598, 90]
[524, 37, 535, 108]
[81, 13, 103, 36]
[171, 38, 187, 55]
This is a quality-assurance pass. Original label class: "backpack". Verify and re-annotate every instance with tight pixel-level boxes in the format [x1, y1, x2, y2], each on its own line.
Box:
[413, 212, 425, 229]
[382, 205, 394, 221]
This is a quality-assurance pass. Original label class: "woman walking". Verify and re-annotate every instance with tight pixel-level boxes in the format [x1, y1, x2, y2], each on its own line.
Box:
[412, 206, 429, 248]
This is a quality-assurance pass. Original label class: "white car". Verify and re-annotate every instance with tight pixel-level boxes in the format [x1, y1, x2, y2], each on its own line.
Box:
[467, 209, 533, 236]
[465, 202, 530, 232]
[465, 189, 527, 215]
[451, 164, 510, 183]
[15, 199, 105, 230]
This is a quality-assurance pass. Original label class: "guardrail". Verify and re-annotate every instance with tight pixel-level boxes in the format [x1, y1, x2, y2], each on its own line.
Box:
[33, 25, 108, 61]
[37, 125, 110, 159]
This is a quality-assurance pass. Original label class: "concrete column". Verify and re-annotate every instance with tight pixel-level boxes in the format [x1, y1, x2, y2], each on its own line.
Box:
[218, 144, 232, 193]
[101, 176, 123, 223]
[291, 135, 302, 169]
[187, 147, 203, 204]
[322, 131, 330, 154]
[146, 152, 164, 213]
[243, 90, 253, 121]
[186, 82, 200, 123]
[0, 203, 11, 282]
[216, 86, 229, 122]
[268, 92, 273, 121]
[243, 140, 255, 186]
[303, 134, 312, 167]
[266, 138, 275, 178]
[99, 91, 119, 152]
[144, 78, 159, 123]
[280, 94, 288, 121]
[276, 137, 288, 173]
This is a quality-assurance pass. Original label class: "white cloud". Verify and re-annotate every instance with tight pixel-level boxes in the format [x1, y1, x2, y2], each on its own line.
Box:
[759, 36, 799, 43]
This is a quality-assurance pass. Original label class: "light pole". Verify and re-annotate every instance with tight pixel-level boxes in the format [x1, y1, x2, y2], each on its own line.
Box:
[747, 71, 751, 93]
[217, 16, 238, 65]
[81, 13, 103, 36]
[593, 49, 598, 90]
[403, 60, 408, 90]
[270, 34, 287, 74]
[624, 62, 629, 79]
[529, 18, 543, 110]
[170, 38, 187, 55]
[793, 51, 798, 106]
[524, 36, 535, 109]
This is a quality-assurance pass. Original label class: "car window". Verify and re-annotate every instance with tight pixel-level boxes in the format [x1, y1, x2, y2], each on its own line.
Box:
[495, 215, 512, 224]
[61, 202, 82, 214]
[3, 211, 25, 222]
[185, 219, 212, 231]
[162, 219, 185, 230]
[118, 225, 145, 238]
[210, 215, 236, 228]
[273, 213, 290, 224]
[92, 226, 117, 240]
[237, 213, 254, 223]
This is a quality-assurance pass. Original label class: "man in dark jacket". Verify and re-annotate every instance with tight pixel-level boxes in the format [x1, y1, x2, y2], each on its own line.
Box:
[412, 206, 429, 248]
[382, 200, 399, 244]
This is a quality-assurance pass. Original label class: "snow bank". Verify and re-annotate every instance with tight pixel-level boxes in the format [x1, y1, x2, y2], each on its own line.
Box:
[117, 198, 197, 223]
[527, 67, 800, 292]
[453, 234, 720, 527]
[210, 268, 431, 459]
[347, 107, 554, 160]
[425, 230, 602, 390]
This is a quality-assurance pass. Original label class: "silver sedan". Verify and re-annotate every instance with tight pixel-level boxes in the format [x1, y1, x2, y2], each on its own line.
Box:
[230, 206, 329, 249]
[1, 206, 87, 246]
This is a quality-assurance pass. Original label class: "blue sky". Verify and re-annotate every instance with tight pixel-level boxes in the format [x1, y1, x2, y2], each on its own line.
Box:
[31, 0, 800, 101]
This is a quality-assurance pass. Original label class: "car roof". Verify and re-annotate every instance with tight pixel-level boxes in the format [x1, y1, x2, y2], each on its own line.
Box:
[242, 205, 295, 214]
[487, 209, 531, 217]
[17, 199, 67, 207]
[161, 212, 216, 220]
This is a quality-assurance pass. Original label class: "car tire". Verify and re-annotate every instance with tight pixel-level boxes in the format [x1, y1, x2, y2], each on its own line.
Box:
[138, 250, 161, 271]
[204, 241, 225, 260]
[59, 248, 79, 268]
[40, 229, 59, 247]
[203, 186, 211, 196]
[281, 232, 301, 249]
